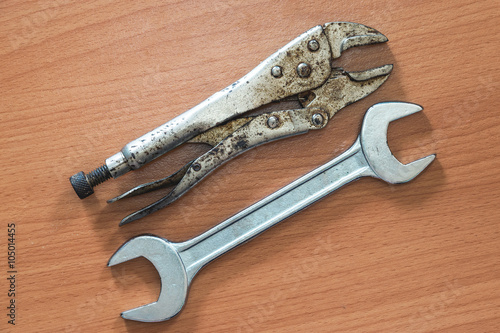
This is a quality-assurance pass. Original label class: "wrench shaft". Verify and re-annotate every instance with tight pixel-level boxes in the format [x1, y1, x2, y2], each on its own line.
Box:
[176, 138, 374, 281]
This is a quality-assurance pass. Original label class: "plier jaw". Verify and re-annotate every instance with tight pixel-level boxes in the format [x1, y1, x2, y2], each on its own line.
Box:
[324, 22, 388, 59]
[70, 22, 392, 224]
[302, 64, 394, 118]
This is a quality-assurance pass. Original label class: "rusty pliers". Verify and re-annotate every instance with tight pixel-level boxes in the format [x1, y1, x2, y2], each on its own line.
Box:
[69, 22, 393, 225]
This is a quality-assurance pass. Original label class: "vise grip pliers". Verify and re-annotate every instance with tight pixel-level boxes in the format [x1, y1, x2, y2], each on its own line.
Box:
[69, 22, 393, 225]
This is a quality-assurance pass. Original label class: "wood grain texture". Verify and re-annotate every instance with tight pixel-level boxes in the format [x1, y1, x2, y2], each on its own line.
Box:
[1, 0, 499, 332]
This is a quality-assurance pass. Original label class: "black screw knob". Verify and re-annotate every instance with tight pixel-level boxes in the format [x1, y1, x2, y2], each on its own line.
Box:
[70, 164, 112, 199]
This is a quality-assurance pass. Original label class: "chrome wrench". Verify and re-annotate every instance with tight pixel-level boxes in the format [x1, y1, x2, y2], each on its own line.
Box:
[108, 102, 435, 322]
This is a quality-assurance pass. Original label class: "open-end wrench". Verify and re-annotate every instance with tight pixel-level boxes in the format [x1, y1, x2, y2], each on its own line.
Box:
[108, 102, 435, 322]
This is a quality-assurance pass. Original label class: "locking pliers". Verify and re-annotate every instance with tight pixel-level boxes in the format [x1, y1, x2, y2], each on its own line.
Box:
[69, 22, 393, 225]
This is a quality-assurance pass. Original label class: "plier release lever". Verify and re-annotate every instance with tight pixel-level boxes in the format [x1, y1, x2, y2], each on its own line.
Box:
[69, 22, 392, 225]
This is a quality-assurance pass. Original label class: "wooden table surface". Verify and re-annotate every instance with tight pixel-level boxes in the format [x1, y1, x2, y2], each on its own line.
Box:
[1, 0, 499, 332]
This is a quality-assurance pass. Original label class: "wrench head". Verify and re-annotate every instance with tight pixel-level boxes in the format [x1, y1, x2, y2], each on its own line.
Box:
[108, 235, 188, 322]
[323, 22, 388, 59]
[360, 102, 436, 184]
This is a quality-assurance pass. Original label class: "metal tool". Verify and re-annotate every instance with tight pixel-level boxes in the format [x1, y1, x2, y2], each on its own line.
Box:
[108, 102, 435, 322]
[69, 22, 393, 224]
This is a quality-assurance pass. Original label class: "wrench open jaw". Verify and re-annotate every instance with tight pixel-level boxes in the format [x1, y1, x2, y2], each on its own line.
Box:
[71, 22, 392, 218]
[360, 102, 436, 184]
[108, 235, 188, 322]
[108, 102, 435, 322]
